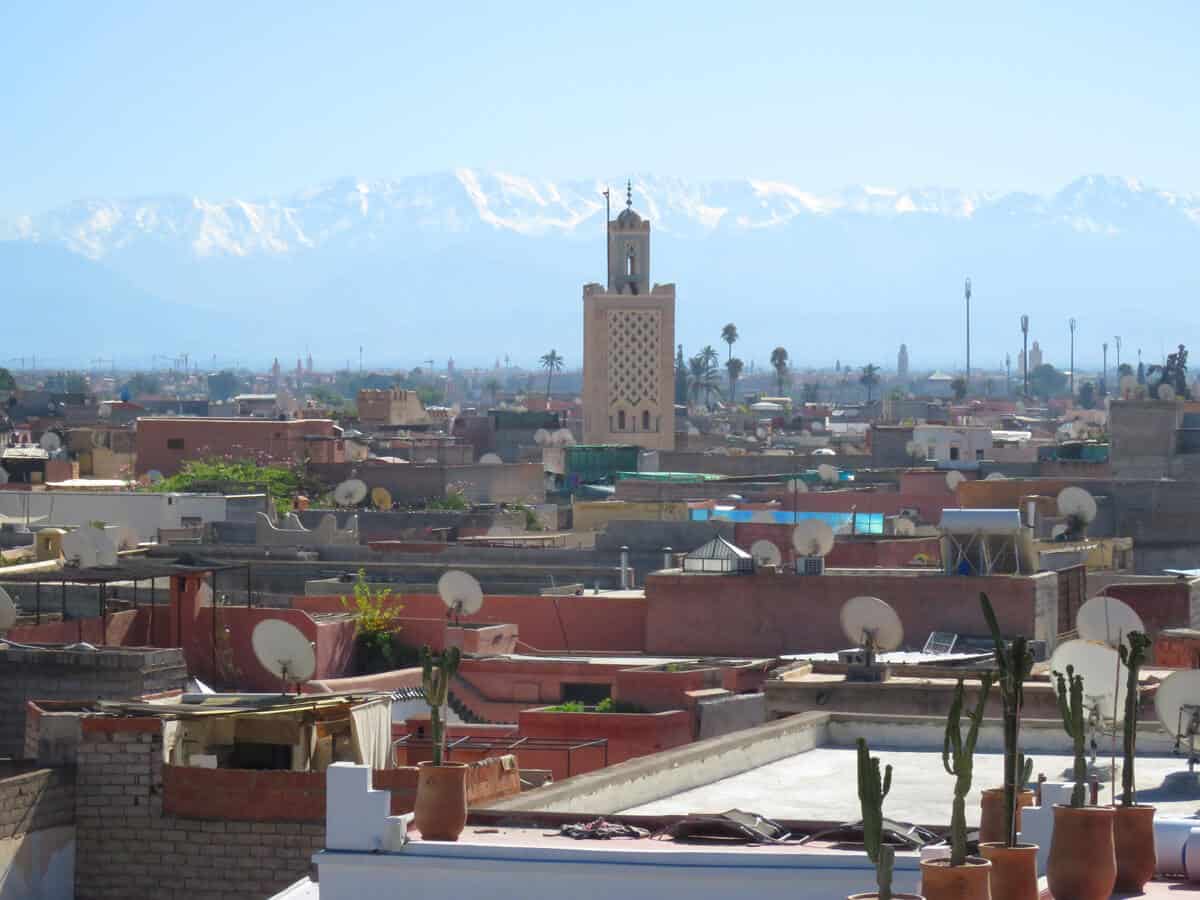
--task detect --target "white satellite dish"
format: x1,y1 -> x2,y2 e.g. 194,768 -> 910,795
893,518 -> 916,537
750,540 -> 782,567
479,453 -> 503,465
1159,384 -> 1177,402
252,619 -> 316,690
786,477 -> 808,494
147,469 -> 164,485
1057,486 -> 1098,524
0,586 -> 17,632
904,440 -> 924,460
817,463 -> 839,484
840,596 -> 904,652
1070,420 -> 1087,439
792,520 -> 835,556
533,428 -> 551,446
756,426 -> 768,440
438,570 -> 484,622
333,479 -> 368,507
945,470 -> 966,491
554,428 -> 575,446
1049,639 -> 1129,723
984,472 -> 1008,481
39,432 -> 62,452
1154,669 -> 1200,767
1076,595 -> 1145,649
1119,374 -> 1137,396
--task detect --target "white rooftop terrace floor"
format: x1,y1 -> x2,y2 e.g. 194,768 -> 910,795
622,747 -> 1200,823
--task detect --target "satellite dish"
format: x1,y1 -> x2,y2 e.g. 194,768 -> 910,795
1076,595 -> 1145,649
984,473 -> 1007,481
438,570 -> 484,621
251,619 -> 316,689
750,540 -> 782,567
1049,639 -> 1128,723
554,428 -> 575,446
1119,374 -> 1137,396
0,586 -> 17,631
893,518 -> 916,537
840,596 -> 904,652
904,440 -> 923,459
786,477 -> 808,494
945,470 -> 966,491
147,470 -> 164,485
756,426 -> 768,440
817,463 -> 838,484
370,486 -> 393,510
1057,486 -> 1098,524
333,479 -> 368,507
1153,669 -> 1200,740
39,432 -> 62,452
479,452 -> 503,465
1159,384 -> 1177,402
792,520 -> 835,557
533,428 -> 550,446
1070,420 -> 1087,439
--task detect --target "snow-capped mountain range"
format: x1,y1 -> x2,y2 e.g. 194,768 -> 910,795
3,171 -> 1199,366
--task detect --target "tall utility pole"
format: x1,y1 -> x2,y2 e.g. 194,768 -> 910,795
964,278 -> 972,387
1005,353 -> 1011,395
1020,314 -> 1030,398
1114,335 -> 1122,374
1068,318 -> 1077,396
1102,342 -> 1108,396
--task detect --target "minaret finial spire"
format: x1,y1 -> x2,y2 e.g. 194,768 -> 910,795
626,179 -> 632,209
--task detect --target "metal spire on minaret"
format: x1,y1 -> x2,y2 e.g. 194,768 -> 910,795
626,179 -> 632,209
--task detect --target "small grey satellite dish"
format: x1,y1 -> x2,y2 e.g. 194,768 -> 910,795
333,479 -> 368,507
904,440 -> 923,460
251,619 -> 316,691
1076,595 -> 1144,649
945,470 -> 966,491
817,463 -> 838,484
533,428 -> 551,446
1057,486 -> 1098,524
554,428 -> 575,446
39,432 -> 62,452
792,520 -> 835,557
984,472 -> 1007,481
479,452 -> 503,465
1049,639 -> 1128,723
750,540 -> 782,567
0,586 -> 17,632
147,469 -> 164,485
1154,669 -> 1200,771
840,595 -> 904,652
893,517 -> 916,537
438,570 -> 484,623
756,426 -> 768,440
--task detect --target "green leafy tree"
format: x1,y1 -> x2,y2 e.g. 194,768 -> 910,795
539,349 -> 564,398
1078,381 -> 1097,409
1030,364 -> 1068,400
860,364 -> 881,403
0,368 -> 15,391
725,357 -> 744,403
720,323 -> 739,362
207,370 -> 242,401
688,354 -> 721,408
152,457 -> 312,516
674,344 -> 689,404
699,344 -> 719,372
769,347 -> 790,396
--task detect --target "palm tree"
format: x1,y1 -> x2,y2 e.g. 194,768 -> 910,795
726,357 -> 744,403
688,354 -> 722,409
859,364 -> 880,403
483,378 -> 501,406
539,350 -> 564,399
721,323 -> 739,362
700,345 -> 720,372
769,346 -> 790,396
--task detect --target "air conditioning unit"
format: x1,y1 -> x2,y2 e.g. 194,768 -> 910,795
795,556 -> 825,576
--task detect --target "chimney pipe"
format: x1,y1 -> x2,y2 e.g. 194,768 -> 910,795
1026,498 -> 1037,531
662,546 -> 673,571
619,545 -> 631,589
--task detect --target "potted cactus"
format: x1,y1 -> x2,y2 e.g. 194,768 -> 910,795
977,594 -> 1039,900
850,738 -> 922,900
1114,631 -> 1156,891
413,645 -> 469,841
1046,665 -> 1117,900
920,676 -> 992,900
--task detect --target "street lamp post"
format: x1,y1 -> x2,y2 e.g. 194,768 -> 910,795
1114,335 -> 1122,374
1020,314 -> 1030,398
1069,318 -> 1077,397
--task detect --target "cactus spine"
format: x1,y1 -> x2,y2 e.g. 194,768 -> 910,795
857,737 -> 894,900
1118,631 -> 1151,807
421,645 -> 461,766
981,591 -> 1035,847
1054,664 -> 1088,807
943,674 -> 993,866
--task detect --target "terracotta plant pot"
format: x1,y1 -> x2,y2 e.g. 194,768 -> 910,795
919,856 -> 991,900
1046,805 -> 1116,900
413,761 -> 469,841
1113,804 -> 1156,893
978,787 -> 1035,845
978,842 -> 1038,900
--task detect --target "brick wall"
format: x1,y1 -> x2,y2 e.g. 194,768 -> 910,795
0,646 -> 186,759
0,764 -> 75,840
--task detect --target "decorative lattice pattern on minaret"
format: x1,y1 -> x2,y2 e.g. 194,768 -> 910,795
607,308 -> 661,408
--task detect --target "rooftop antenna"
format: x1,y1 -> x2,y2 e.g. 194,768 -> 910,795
1021,314 -> 1030,398
817,463 -> 839,486
0,586 -> 17,633
839,595 -> 904,682
749,540 -> 782,568
1050,639 -> 1129,772
1076,595 -> 1144,651
1154,669 -> 1200,773
438,570 -> 484,626
333,479 -> 368,508
251,619 -> 316,695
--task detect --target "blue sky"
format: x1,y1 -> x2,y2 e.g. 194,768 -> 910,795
2,2 -> 1199,216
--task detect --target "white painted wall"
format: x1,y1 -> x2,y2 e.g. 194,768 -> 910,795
913,425 -> 994,465
0,491 -> 228,541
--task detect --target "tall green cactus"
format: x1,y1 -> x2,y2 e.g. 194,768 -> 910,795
1054,664 -> 1088,807
943,674 -> 993,865
1118,631 -> 1151,807
421,645 -> 461,766
981,592 -> 1035,847
857,737 -> 894,900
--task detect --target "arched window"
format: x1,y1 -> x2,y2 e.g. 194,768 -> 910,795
626,247 -> 635,277
642,410 -> 651,431
617,410 -> 626,430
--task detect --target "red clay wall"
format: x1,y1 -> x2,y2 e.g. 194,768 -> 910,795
8,608 -> 144,646
643,571 -> 1043,656
134,417 -> 343,475
1154,632 -> 1200,668
1101,584 -> 1192,636
517,707 -> 692,771
612,666 -> 720,712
